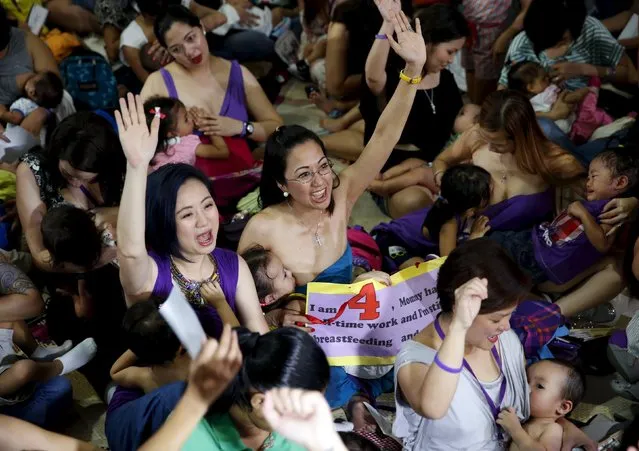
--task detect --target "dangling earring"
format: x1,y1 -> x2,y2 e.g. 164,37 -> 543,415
283,191 -> 289,198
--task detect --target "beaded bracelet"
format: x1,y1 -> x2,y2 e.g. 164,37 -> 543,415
434,354 -> 463,374
375,34 -> 388,40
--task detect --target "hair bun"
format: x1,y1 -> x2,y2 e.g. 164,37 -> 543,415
236,327 -> 260,353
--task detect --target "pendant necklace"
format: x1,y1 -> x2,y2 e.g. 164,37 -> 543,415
288,201 -> 325,247
424,88 -> 436,114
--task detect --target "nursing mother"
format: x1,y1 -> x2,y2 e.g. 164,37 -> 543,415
239,9 -> 426,429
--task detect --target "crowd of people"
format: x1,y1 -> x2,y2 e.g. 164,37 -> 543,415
1,0 -> 639,449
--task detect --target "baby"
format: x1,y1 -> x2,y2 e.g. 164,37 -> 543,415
508,61 -> 612,142
143,97 -> 229,172
498,359 -> 585,451
368,103 -> 480,200
0,71 -> 63,132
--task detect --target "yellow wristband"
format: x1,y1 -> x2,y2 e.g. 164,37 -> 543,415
399,69 -> 422,85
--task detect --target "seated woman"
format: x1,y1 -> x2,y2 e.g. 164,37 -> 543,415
239,9 -> 424,429
0,9 -> 61,140
141,5 -> 282,208
108,322 -> 329,451
394,239 -> 593,450
344,3 -> 469,219
498,0 -> 639,162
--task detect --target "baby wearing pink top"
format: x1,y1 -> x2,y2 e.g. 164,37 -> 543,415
149,134 -> 201,172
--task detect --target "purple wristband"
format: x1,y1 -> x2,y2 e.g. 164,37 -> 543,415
434,354 -> 463,374
375,34 -> 388,40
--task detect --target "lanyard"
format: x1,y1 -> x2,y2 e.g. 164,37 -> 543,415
433,316 -> 507,420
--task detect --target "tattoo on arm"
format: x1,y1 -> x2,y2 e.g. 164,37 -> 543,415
0,264 -> 36,295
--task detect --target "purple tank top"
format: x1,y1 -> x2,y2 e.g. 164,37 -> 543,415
531,199 -> 608,285
159,60 -> 248,122
149,247 -> 239,339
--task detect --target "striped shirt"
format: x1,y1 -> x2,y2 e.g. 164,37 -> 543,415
499,16 -> 625,91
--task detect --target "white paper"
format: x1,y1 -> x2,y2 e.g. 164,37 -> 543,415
159,288 -> 207,359
0,127 -> 40,162
363,402 -> 402,444
27,5 -> 49,36
618,14 -> 639,40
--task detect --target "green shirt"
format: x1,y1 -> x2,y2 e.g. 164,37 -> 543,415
182,412 -> 307,451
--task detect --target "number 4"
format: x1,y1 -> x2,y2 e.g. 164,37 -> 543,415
347,283 -> 380,321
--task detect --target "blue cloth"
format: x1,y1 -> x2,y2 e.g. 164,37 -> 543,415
325,367 -> 395,409
537,117 -> 623,166
295,244 -> 353,295
105,382 -> 185,451
0,376 -> 73,428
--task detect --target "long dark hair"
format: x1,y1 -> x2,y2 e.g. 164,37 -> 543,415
35,112 -> 126,207
423,164 -> 491,240
259,125 -> 340,214
212,327 -> 330,412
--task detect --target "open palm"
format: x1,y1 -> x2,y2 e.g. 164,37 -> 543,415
387,11 -> 427,69
373,0 -> 401,23
453,277 -> 487,330
115,93 -> 160,169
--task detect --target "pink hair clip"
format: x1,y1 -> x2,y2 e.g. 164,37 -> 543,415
151,107 -> 166,119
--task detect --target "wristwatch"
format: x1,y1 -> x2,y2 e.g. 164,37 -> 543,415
241,121 -> 254,138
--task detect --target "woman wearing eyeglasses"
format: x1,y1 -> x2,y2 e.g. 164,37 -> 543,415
238,10 -> 425,430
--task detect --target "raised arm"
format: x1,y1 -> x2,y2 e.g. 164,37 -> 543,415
115,94 -> 161,304
365,0 -> 401,95
340,11 -> 426,206
398,278 -> 486,419
139,326 -> 241,451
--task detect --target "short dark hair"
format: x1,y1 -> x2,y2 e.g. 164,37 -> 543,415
143,96 -> 184,157
507,61 -> 545,95
213,327 -> 330,412
414,3 -> 469,46
539,359 -> 585,409
122,300 -> 181,365
241,245 -> 276,302
260,125 -> 340,213
154,5 -> 201,49
41,204 -> 102,270
145,163 -> 214,259
32,71 -> 64,109
593,147 -> 639,196
423,164 -> 491,240
436,239 -> 531,314
524,0 -> 587,55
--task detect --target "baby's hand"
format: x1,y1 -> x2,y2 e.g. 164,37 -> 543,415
469,215 -> 491,239
496,407 -> 522,433
567,201 -> 586,219
201,280 -> 226,307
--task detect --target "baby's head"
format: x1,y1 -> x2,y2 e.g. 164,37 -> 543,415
122,300 -> 181,365
527,359 -> 585,420
507,61 -> 549,96
41,204 -> 102,272
24,71 -> 64,109
144,96 -> 193,153
587,148 -> 639,201
454,103 -> 481,134
242,245 -> 296,308
139,42 -> 165,73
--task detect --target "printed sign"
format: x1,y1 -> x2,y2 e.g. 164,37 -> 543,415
306,258 -> 445,366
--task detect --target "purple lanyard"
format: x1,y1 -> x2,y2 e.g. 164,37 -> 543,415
434,316 -> 507,420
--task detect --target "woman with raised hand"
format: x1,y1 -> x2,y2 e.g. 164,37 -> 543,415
114,93 -> 268,337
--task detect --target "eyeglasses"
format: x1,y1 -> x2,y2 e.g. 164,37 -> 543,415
286,160 -> 334,184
